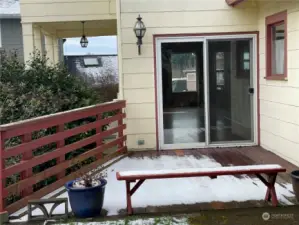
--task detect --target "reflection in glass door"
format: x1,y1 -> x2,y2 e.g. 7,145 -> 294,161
208,39 -> 254,143
161,41 -> 205,146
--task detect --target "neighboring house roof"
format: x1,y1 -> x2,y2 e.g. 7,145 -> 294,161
64,54 -> 118,84
0,0 -> 20,19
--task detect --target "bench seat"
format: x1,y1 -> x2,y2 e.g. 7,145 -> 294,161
116,164 -> 286,215
117,164 -> 285,180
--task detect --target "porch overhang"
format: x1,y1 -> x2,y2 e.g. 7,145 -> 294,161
36,20 -> 117,38
226,0 -> 247,6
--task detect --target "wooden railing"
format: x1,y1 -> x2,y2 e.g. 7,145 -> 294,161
0,100 -> 127,214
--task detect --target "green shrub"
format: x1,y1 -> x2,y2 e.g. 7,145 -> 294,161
0,51 -> 117,206
0,51 -> 99,124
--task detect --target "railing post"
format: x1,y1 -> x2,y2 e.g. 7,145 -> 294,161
95,114 -> 103,160
56,125 -> 65,179
118,108 -> 124,150
0,131 -> 6,212
20,133 -> 33,197
0,130 -> 8,223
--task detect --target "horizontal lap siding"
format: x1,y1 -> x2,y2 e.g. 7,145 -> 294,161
20,0 -> 116,23
0,19 -> 24,62
258,2 -> 299,166
120,0 -> 258,150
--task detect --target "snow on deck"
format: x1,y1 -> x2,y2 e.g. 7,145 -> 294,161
10,155 -> 295,223
118,164 -> 283,177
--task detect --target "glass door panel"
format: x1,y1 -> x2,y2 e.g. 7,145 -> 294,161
161,42 -> 205,145
208,39 -> 254,143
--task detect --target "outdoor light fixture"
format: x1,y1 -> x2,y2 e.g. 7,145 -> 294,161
133,15 -> 146,55
80,21 -> 88,48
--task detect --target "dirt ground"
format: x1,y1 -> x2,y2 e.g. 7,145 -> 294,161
10,205 -> 299,225
188,205 -> 299,225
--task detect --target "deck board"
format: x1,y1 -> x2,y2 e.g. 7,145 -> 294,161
129,146 -> 298,183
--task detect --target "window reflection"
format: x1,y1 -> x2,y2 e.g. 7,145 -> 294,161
272,23 -> 285,75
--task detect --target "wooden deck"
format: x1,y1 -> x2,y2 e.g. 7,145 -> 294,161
10,146 -> 299,221
128,146 -> 299,183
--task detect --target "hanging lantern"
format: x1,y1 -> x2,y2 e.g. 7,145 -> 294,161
80,21 -> 88,48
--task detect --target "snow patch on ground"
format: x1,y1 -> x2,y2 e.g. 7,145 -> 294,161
10,155 -> 295,223
54,217 -> 188,225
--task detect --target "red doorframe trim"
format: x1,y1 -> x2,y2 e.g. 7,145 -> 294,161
257,33 -> 260,145
153,36 -> 159,150
226,0 -> 247,6
152,31 -> 260,150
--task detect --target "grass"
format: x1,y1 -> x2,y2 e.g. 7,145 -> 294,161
51,205 -> 299,225
53,215 -> 188,225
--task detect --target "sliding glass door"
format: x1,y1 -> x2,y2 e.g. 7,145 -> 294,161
156,35 -> 257,149
158,40 -> 206,149
207,39 -> 254,144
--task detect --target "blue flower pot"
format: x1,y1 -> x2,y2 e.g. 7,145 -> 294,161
65,179 -> 107,218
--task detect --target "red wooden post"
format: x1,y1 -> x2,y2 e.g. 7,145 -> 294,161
20,133 -> 33,196
126,181 -> 133,215
56,124 -> 65,179
0,131 -> 6,213
95,114 -> 103,159
265,173 -> 278,206
118,109 -> 124,150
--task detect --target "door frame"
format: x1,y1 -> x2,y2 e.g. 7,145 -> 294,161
154,33 -> 258,150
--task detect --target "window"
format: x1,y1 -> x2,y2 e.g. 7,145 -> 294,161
83,57 -> 102,67
265,10 -> 287,80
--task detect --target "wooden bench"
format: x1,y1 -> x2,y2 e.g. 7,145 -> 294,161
116,164 -> 286,215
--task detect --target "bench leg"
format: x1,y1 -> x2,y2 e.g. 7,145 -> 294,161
265,174 -> 278,206
256,173 -> 278,206
126,181 -> 133,215
125,179 -> 145,215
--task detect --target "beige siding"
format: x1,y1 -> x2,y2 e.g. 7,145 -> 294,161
120,0 -> 258,150
258,2 -> 299,166
20,0 -> 116,23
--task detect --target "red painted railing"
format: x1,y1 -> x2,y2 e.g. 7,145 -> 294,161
0,100 -> 127,214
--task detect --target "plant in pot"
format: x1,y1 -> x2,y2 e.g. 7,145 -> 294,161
65,165 -> 107,218
291,170 -> 299,202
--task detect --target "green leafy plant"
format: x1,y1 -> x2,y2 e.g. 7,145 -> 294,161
0,50 -> 117,205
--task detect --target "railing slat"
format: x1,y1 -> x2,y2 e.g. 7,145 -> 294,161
3,124 -> 126,177
1,100 -> 125,139
5,147 -> 127,214
3,136 -> 126,197
3,113 -> 126,159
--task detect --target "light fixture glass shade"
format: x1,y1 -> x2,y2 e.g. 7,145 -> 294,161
80,35 -> 88,48
134,15 -> 146,38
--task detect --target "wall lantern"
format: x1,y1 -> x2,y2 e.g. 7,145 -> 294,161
80,21 -> 88,48
133,15 -> 146,55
